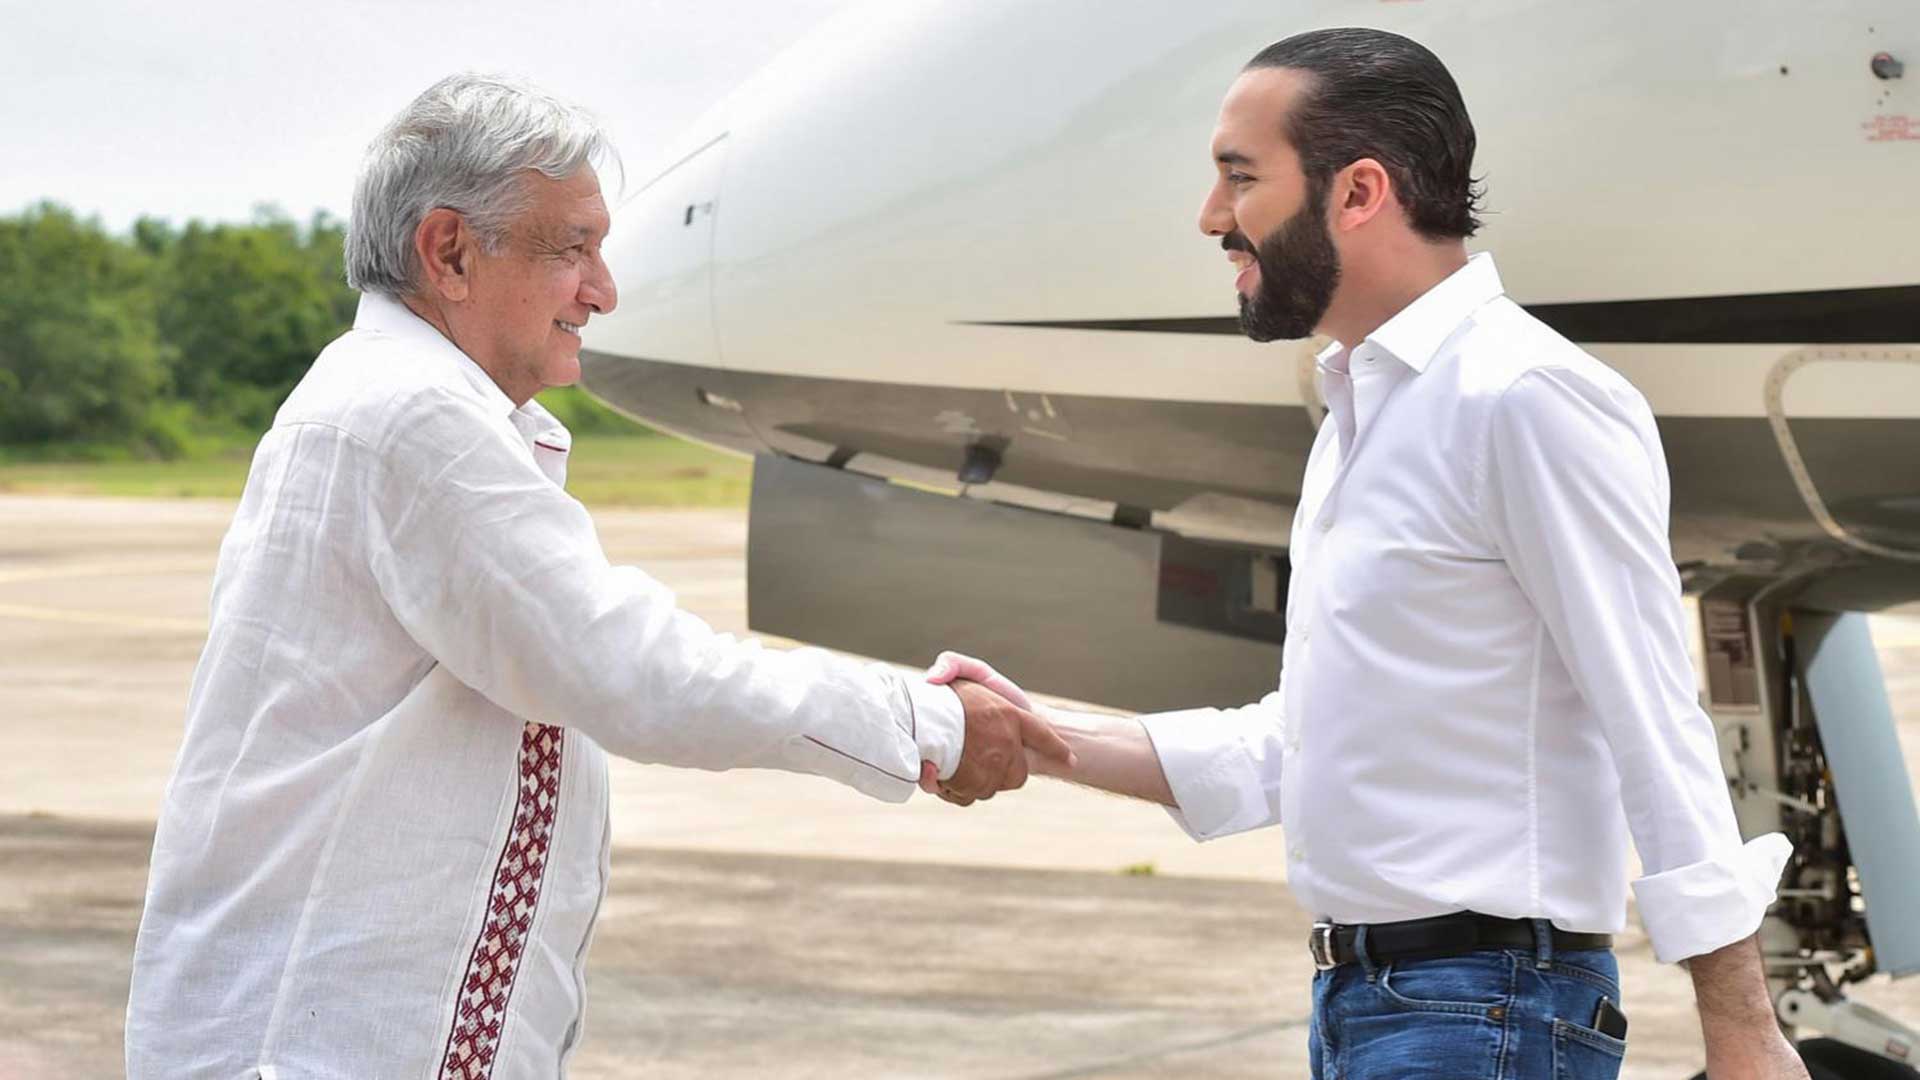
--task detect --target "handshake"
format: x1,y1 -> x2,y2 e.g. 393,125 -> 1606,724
917,651 -> 1076,807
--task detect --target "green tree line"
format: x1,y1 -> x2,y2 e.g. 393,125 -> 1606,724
0,202 -> 643,459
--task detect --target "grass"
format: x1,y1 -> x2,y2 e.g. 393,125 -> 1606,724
0,432 -> 753,509
0,450 -> 259,499
564,434 -> 752,508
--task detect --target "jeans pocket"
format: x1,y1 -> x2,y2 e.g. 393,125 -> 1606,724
1552,1017 -> 1626,1080
1375,954 -> 1513,1017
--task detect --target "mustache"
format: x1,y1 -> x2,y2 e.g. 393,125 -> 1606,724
1220,232 -> 1256,256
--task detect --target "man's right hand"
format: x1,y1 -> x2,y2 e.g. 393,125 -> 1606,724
924,651 -> 1178,809
933,678 -> 1074,806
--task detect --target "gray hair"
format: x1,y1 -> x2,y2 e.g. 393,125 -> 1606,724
345,72 -> 613,296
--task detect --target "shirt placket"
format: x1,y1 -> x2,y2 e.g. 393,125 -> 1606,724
1283,346 -> 1407,895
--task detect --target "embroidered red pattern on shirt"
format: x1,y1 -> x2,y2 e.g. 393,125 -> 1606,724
438,722 -> 565,1080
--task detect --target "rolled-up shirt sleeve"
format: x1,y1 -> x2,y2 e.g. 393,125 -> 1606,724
1137,691 -> 1286,841
1482,367 -> 1790,963
360,386 -> 963,802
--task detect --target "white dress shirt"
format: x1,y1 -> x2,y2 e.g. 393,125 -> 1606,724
1138,254 -> 1789,964
125,292 -> 964,1079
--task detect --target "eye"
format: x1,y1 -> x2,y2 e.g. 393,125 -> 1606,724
1227,172 -> 1254,186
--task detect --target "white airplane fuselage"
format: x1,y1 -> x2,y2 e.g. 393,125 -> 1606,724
583,0 -> 1920,609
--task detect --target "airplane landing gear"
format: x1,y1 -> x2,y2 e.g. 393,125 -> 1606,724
1688,578 -> 1920,1078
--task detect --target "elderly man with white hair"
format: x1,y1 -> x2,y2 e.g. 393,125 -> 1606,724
124,73 -> 1068,1079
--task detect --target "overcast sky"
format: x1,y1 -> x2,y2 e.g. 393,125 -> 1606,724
2,0 -> 860,232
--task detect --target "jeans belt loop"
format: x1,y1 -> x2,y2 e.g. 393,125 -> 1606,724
1532,917 -> 1554,971
1355,924 -> 1377,980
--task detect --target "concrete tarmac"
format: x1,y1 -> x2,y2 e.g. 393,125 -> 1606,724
2,494 -> 1918,1078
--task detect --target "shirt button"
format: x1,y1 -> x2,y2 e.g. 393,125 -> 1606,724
1288,734 -> 1302,753
1289,843 -> 1306,861
1319,517 -> 1334,532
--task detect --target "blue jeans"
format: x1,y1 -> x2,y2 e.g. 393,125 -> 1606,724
1309,925 -> 1626,1079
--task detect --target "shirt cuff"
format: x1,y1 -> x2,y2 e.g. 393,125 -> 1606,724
1138,708 -> 1273,841
1632,832 -> 1793,964
907,680 -> 965,781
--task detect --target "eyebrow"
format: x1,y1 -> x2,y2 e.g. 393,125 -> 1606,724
1214,149 -> 1255,167
549,220 -> 609,245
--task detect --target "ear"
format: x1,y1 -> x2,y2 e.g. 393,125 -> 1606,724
1331,157 -> 1394,234
413,208 -> 473,303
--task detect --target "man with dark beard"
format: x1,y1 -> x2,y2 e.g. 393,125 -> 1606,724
1221,163 -> 1339,344
925,27 -> 1809,1080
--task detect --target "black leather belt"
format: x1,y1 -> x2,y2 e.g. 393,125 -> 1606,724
1308,912 -> 1612,971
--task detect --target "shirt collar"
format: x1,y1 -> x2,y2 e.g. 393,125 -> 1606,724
353,291 -> 521,418
1316,252 -> 1505,376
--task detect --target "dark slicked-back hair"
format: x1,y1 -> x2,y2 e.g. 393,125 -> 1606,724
1246,28 -> 1483,239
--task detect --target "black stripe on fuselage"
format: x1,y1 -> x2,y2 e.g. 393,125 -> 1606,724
962,284 -> 1920,345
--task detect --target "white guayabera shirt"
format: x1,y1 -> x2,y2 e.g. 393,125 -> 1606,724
1138,254 -> 1791,964
125,293 -> 964,1080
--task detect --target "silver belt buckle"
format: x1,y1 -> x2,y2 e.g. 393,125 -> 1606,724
1309,921 -> 1338,971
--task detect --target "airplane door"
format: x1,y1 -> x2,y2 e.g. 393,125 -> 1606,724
599,135 -> 729,370
1767,347 -> 1920,561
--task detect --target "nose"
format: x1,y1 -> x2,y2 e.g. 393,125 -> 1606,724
1197,178 -> 1234,238
581,249 -> 618,315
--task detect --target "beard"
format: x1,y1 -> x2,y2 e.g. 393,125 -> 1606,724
1232,182 -> 1341,343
